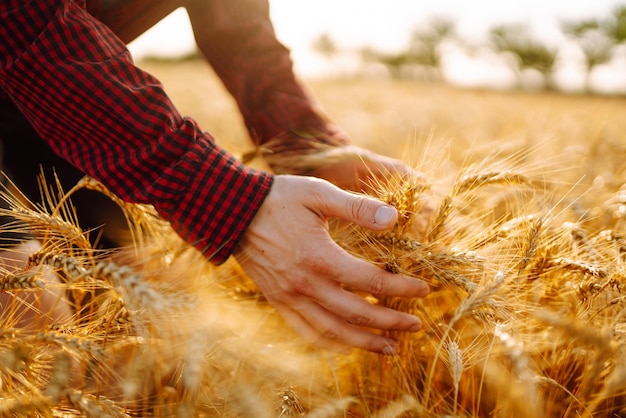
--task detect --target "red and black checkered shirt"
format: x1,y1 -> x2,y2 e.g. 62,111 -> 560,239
0,0 -> 333,264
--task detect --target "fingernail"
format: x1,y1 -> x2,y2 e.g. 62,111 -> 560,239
382,341 -> 398,355
374,205 -> 397,226
409,318 -> 422,332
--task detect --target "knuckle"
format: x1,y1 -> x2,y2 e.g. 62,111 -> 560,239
348,313 -> 371,327
347,196 -> 369,221
305,253 -> 335,277
366,274 -> 387,295
389,315 -> 411,331
310,180 -> 331,206
287,276 -> 314,296
320,328 -> 341,342
361,335 -> 388,353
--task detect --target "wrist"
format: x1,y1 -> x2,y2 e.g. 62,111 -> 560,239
254,124 -> 354,175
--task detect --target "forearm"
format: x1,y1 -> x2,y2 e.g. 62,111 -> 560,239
186,0 -> 350,147
0,0 -> 272,263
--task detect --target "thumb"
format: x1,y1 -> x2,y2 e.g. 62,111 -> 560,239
319,188 -> 398,231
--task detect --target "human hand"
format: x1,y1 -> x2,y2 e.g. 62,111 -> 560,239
258,125 -> 424,193
233,175 -> 430,354
307,145 -> 422,193
304,145 -> 436,242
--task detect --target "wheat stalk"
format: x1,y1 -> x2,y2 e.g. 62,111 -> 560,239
35,330 -> 106,361
423,271 -> 505,407
0,270 -> 45,290
4,207 -> 91,249
68,176 -> 172,248
534,310 -> 615,408
0,393 -> 52,417
276,386 -> 306,417
426,171 -> 535,242
446,340 -> 464,414
66,388 -> 131,418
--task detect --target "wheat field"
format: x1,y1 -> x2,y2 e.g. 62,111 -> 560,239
1,58 -> 626,417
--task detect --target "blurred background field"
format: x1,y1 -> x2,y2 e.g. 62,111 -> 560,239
131,2 -> 626,93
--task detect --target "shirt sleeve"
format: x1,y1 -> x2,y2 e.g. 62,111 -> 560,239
0,0 -> 273,264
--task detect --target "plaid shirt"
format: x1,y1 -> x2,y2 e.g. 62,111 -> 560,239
0,0 -> 334,264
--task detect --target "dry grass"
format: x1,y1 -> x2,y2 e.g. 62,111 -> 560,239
1,58 -> 626,416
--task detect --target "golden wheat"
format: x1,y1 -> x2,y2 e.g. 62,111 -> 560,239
2,67 -> 626,416
4,159 -> 626,417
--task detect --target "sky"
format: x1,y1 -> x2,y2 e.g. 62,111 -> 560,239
127,0 -> 626,92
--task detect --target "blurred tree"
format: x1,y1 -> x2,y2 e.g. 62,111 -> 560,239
563,19 -> 614,94
311,33 -> 338,60
490,24 -> 559,90
606,5 -> 626,44
358,17 -> 454,81
359,47 -> 417,79
408,18 -> 455,69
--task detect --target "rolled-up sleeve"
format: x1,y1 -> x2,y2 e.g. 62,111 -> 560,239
187,0 -> 349,146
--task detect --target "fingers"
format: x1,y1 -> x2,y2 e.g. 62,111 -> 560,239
237,175 -> 432,355
357,258 -> 430,297
318,243 -> 430,298
288,243 -> 429,353
293,300 -> 401,354
272,302 -> 352,354
273,293 -> 412,355
308,182 -> 400,231
313,285 -> 423,332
